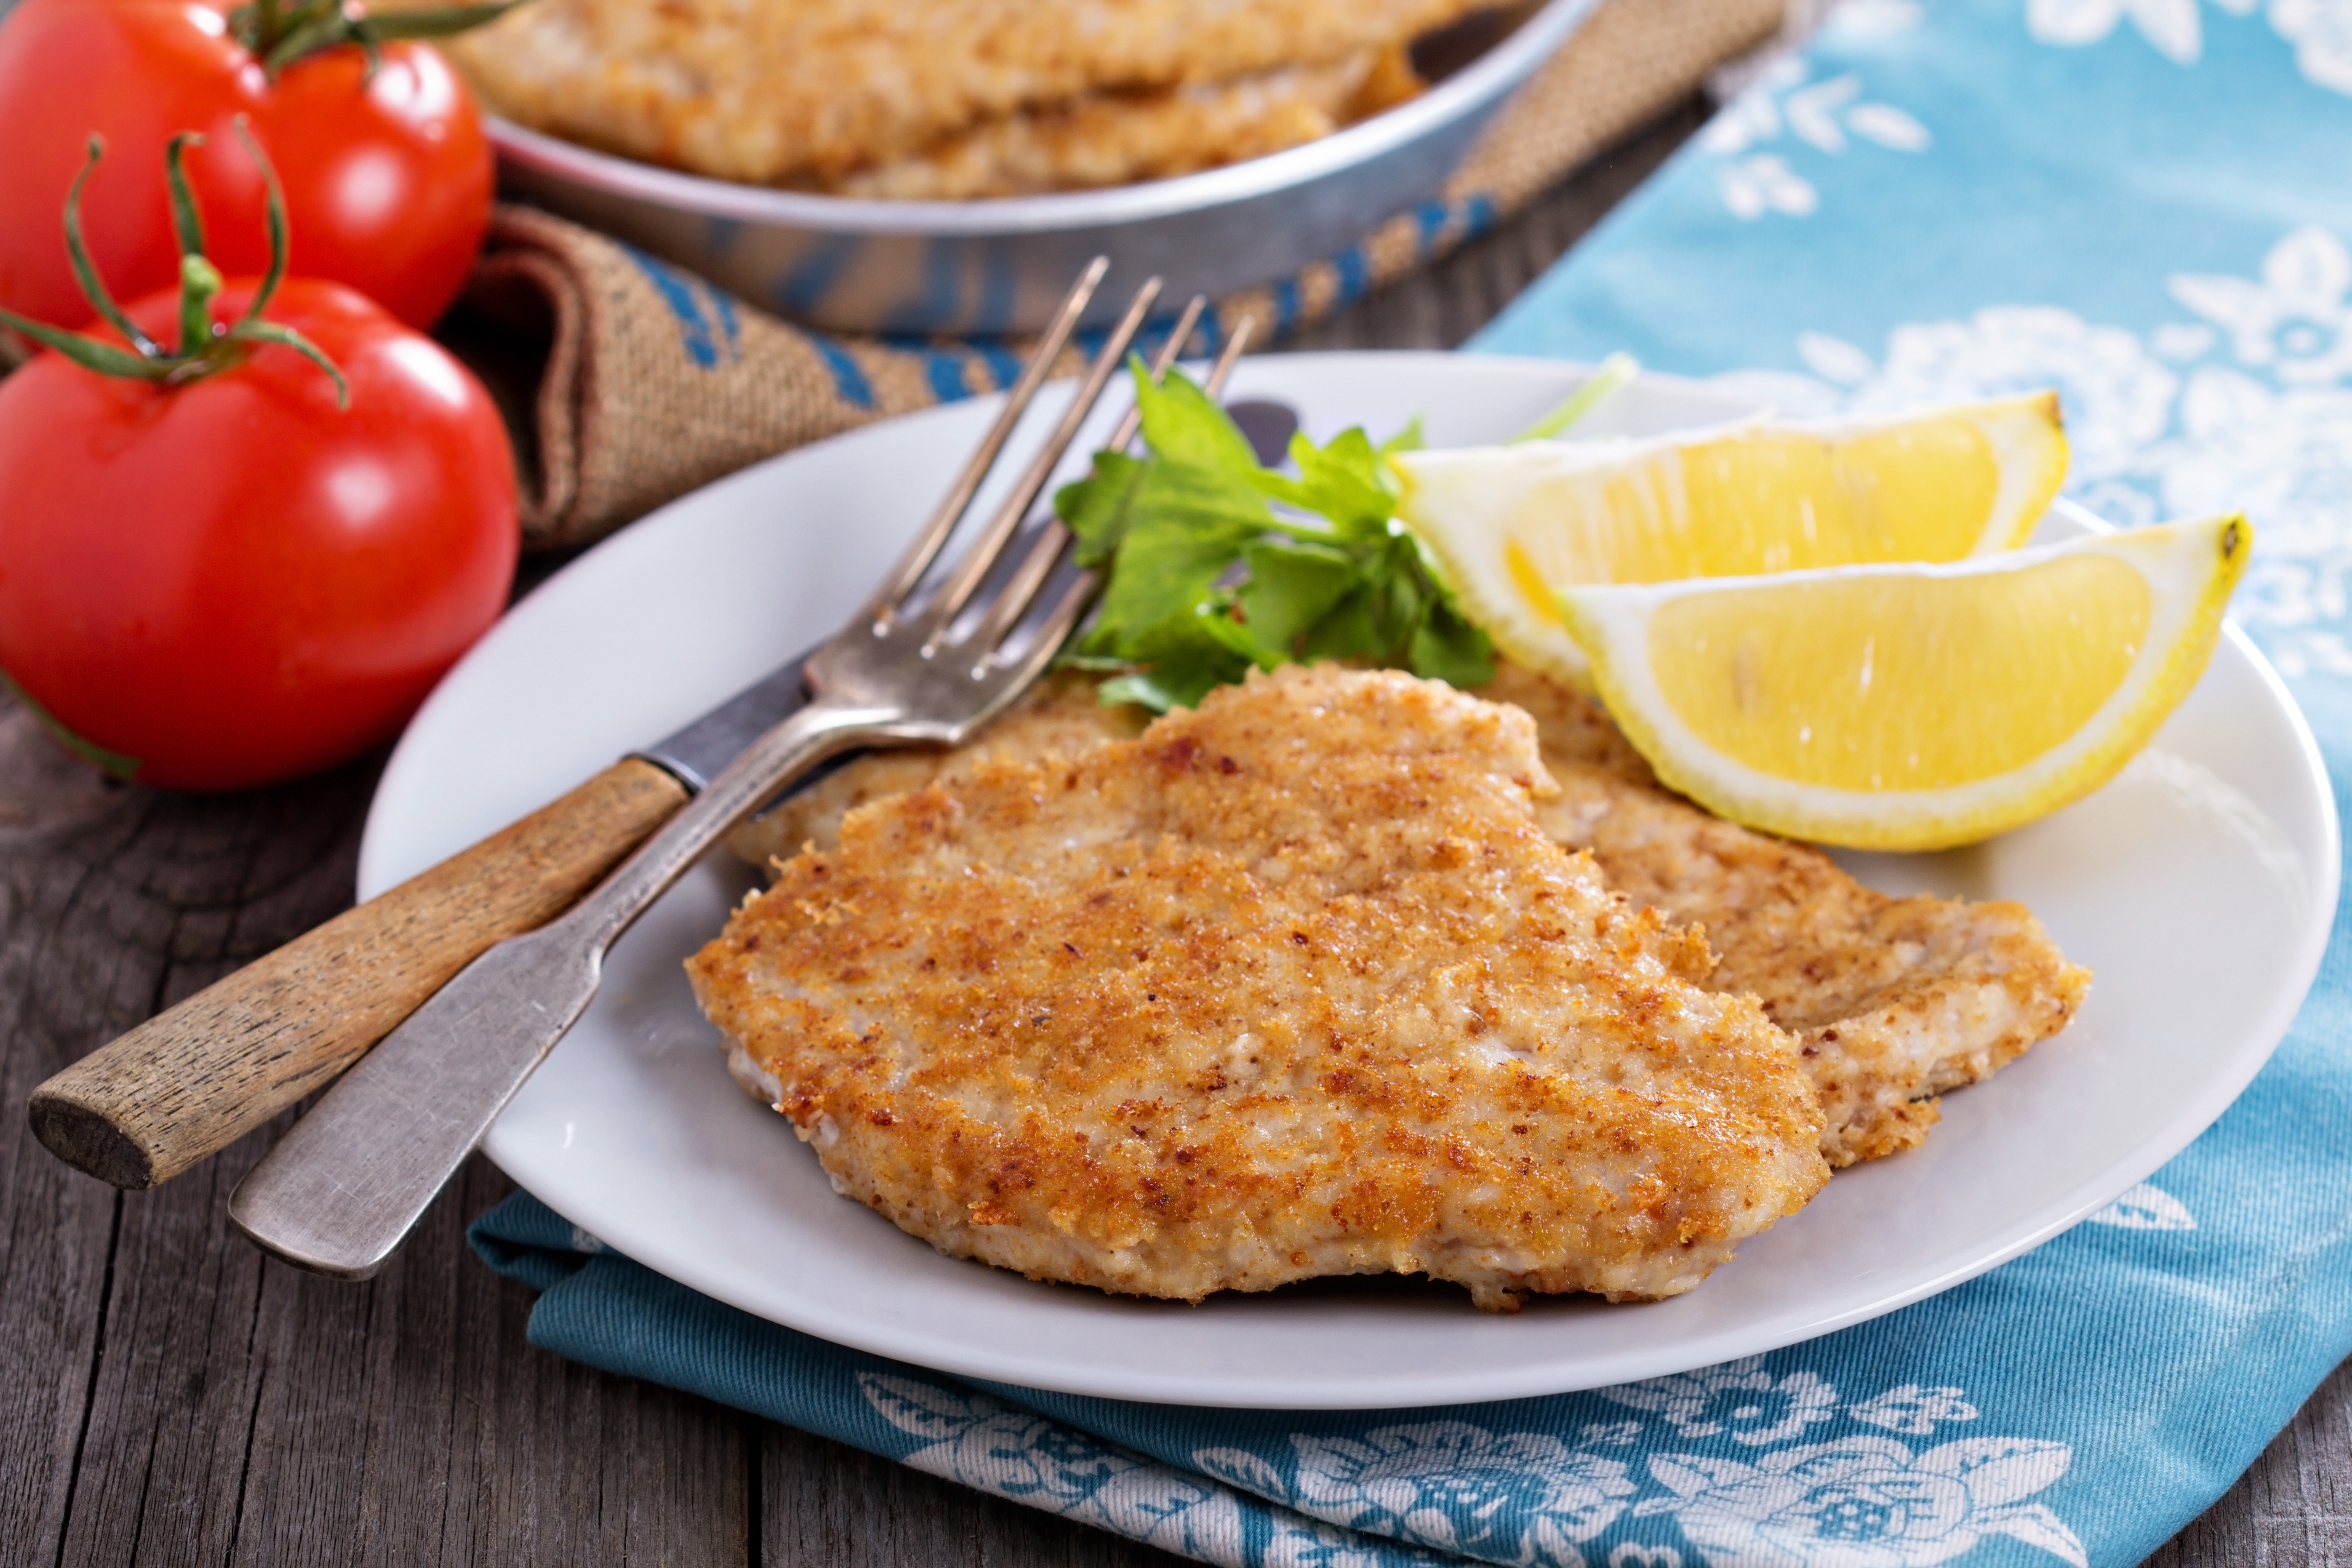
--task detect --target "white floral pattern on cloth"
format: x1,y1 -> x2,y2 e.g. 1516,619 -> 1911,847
1705,224 -> 2352,681
1287,1424 -> 1637,1564
2087,1180 -> 2201,1230
863,1364 -> 2083,1568
864,1374 -> 1457,1568
1702,56 -> 1930,220
1844,1387 -> 1984,1437
1598,1360 -> 1841,1447
1633,1436 -> 2087,1568
2026,0 -> 2352,93
862,1375 -> 1264,1565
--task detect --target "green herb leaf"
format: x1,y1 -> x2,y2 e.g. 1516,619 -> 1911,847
1254,426 -> 1392,539
1378,417 -> 1426,458
1055,449 -> 1148,567
1099,613 -> 1250,713
1409,598 -> 1496,688
1070,367 -> 1271,663
1132,359 -> 1263,474
1054,364 -> 1497,712
1231,537 -> 1358,663
1511,351 -> 1639,442
1078,453 -> 1268,653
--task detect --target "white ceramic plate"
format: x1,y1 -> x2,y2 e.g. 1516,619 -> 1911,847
361,354 -> 2338,1409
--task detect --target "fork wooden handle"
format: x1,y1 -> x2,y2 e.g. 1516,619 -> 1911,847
26,758 -> 690,1191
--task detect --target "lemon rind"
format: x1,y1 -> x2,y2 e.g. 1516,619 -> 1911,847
1964,389 -> 2068,551
1556,515 -> 2252,851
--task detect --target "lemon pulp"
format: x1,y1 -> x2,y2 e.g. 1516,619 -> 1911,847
1555,515 -> 2250,849
1397,392 -> 2065,688
1501,422 -> 2001,588
1649,554 -> 2150,790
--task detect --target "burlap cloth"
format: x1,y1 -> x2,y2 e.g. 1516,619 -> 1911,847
470,0 -> 1781,549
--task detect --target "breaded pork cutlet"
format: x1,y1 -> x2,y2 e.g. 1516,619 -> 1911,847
726,672 -> 1147,871
691,666 -> 1828,1309
1477,664 -> 2093,1167
429,0 -> 1490,187
825,47 -> 1422,200
730,663 -> 2091,1167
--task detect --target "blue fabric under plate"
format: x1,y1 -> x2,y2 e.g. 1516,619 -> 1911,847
470,4 -> 2352,1563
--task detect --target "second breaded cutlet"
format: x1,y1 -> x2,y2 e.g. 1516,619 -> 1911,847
823,47 -> 1424,200
1477,664 -> 2092,1167
692,666 -> 1828,1308
429,0 -> 1491,186
730,662 -> 2091,1166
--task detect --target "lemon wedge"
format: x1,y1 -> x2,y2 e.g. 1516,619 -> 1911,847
1396,393 -> 2068,685
1554,515 -> 2251,850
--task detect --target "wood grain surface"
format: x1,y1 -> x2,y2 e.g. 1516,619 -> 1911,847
1,98 -> 2343,1568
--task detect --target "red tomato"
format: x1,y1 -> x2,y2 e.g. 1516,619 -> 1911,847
0,277 -> 517,790
0,0 -> 492,333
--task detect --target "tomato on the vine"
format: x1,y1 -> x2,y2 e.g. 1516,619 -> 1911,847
0,276 -> 518,790
0,0 -> 494,333
0,136 -> 517,792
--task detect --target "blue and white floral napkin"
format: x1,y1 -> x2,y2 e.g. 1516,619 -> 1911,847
472,4 -> 2352,1563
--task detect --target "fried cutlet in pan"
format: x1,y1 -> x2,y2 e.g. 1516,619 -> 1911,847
825,46 -> 1423,200
729,663 -> 2090,1167
691,666 -> 1828,1308
431,0 -> 1490,187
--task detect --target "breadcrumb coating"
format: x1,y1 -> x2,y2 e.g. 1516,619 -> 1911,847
425,0 -> 1490,186
1478,663 -> 2093,1168
731,662 -> 2091,1167
691,666 -> 1827,1308
823,46 -> 1421,199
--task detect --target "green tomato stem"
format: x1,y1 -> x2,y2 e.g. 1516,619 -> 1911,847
163,132 -> 209,262
230,0 -> 526,78
0,306 -> 170,379
178,256 -> 223,357
228,320 -> 350,408
62,139 -> 162,358
230,118 -> 291,324
5,122 -> 347,406
248,0 -> 288,53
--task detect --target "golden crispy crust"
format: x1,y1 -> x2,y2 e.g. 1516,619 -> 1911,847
690,666 -> 1827,1309
726,671 -> 1147,870
428,0 -> 1488,186
1476,663 -> 2093,1167
823,46 -> 1421,199
732,664 -> 2092,1169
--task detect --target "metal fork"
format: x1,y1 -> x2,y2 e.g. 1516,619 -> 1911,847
229,264 -> 1240,1279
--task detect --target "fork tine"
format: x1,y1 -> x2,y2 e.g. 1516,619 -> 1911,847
1201,313 -> 1254,397
866,257 -> 1107,625
961,296 -> 1211,653
917,275 -> 1162,642
967,309 -> 1259,662
974,551 -> 1102,686
1101,293 -> 1209,453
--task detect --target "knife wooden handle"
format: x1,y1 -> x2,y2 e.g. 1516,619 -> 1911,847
26,758 -> 690,1190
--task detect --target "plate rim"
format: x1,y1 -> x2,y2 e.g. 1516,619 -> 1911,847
365,352 -> 2342,1407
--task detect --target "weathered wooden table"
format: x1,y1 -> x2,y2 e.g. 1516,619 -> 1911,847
3,100 -> 2347,1566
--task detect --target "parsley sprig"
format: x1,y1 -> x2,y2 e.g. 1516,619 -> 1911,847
1055,362 -> 1493,712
